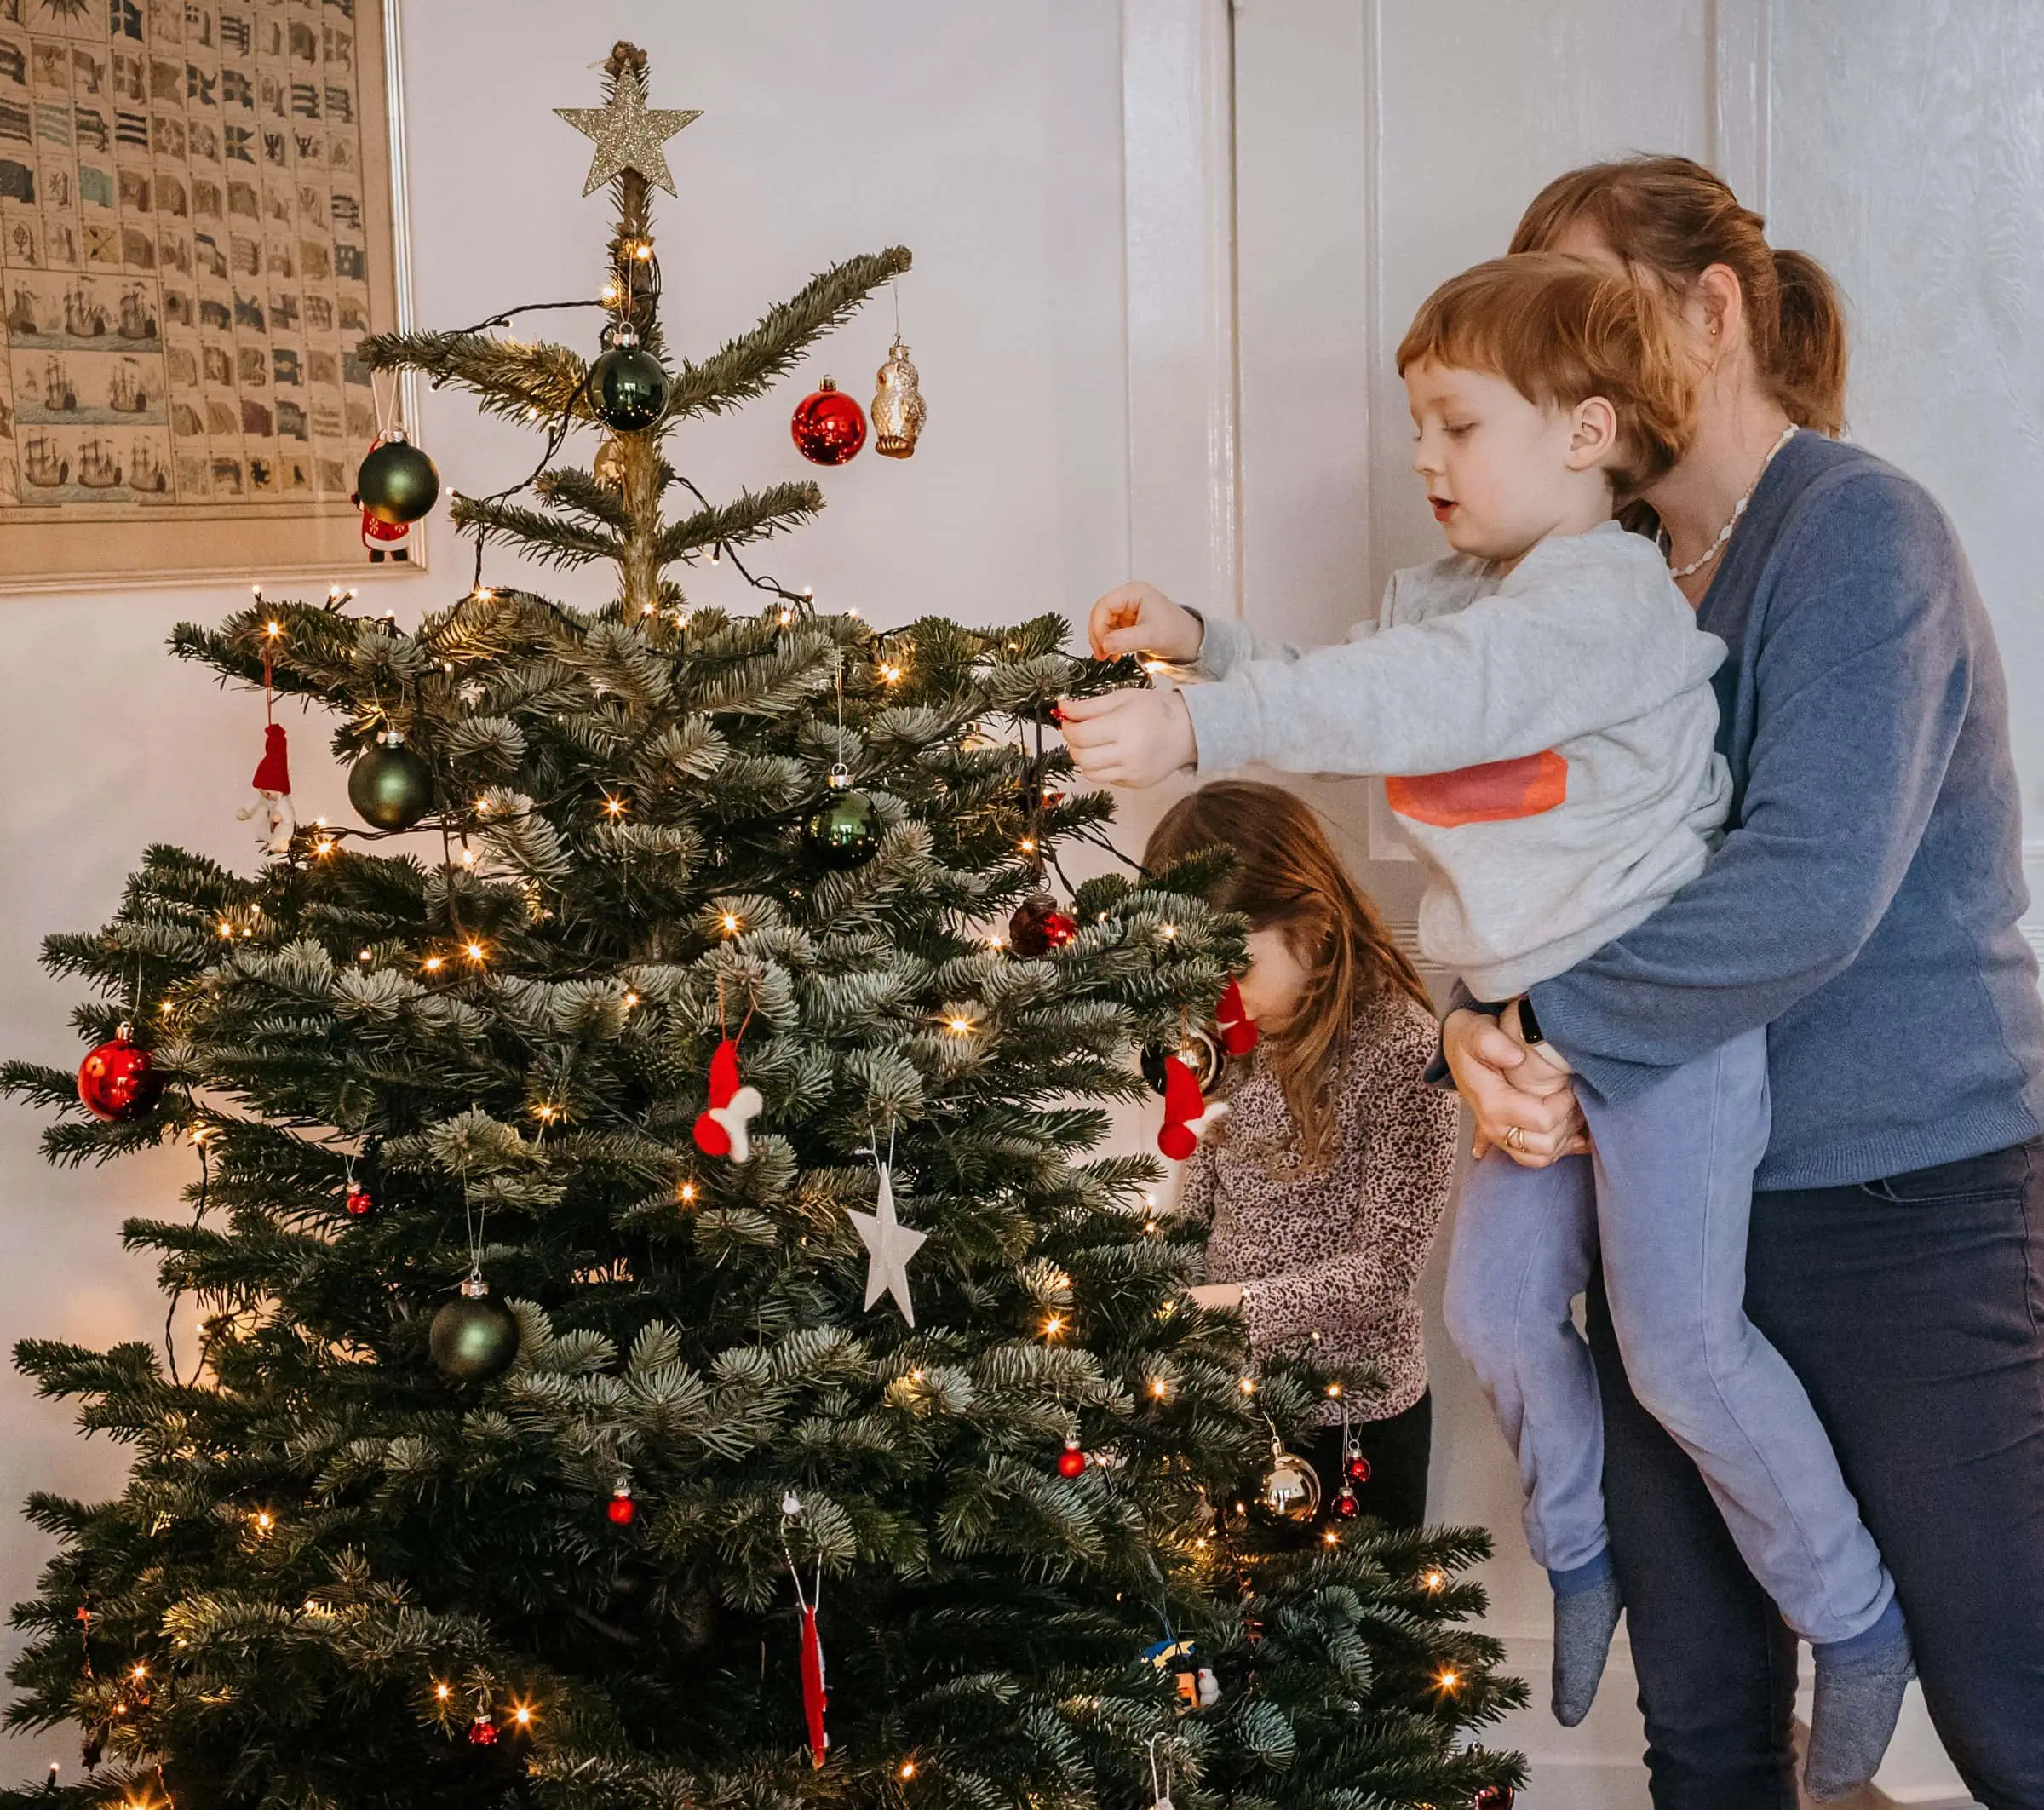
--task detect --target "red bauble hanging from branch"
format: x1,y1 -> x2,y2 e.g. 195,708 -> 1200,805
1008,892 -> 1078,957
77,1026 -> 163,1123
791,377 -> 867,466
1056,1439 -> 1088,1479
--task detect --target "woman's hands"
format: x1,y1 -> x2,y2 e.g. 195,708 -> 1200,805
1443,1008 -> 1589,1165
1087,581 -> 1203,664
1059,688 -> 1197,787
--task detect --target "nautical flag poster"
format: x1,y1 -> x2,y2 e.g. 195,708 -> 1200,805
0,0 -> 410,589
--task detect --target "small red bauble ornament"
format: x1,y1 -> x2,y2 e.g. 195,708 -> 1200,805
791,377 -> 867,466
1056,1439 -> 1088,1479
606,1485 -> 637,1526
1331,1485 -> 1361,1521
344,1185 -> 374,1218
77,1028 -> 163,1123
1008,893 -> 1079,958
467,1713 -> 497,1746
1473,1788 -> 1516,1810
1345,1452 -> 1372,1485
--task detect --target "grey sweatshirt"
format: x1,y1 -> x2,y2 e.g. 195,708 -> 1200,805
1183,521 -> 1731,998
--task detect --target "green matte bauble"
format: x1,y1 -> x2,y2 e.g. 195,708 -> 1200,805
353,436 -> 440,526
347,733 -> 435,830
429,1283 -> 520,1383
804,787 -> 881,869
589,343 -> 670,433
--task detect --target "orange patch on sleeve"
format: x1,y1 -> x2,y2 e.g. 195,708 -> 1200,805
1385,749 -> 1568,828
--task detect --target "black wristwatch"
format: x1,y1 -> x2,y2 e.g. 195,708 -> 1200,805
1516,995 -> 1546,1045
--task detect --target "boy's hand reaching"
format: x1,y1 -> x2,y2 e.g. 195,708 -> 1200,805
1059,688 -> 1197,787
1088,582 -> 1203,664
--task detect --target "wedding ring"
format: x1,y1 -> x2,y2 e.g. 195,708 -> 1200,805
1503,1125 -> 1527,1152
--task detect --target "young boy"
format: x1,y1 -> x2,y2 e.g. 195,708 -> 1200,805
1062,254 -> 1913,1801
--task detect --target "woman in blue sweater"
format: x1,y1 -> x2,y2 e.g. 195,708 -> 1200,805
1438,158 -> 2044,1810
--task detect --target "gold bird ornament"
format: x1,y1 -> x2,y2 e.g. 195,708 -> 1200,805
870,336 -> 927,458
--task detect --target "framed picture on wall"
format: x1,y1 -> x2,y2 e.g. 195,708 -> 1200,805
0,0 -> 420,592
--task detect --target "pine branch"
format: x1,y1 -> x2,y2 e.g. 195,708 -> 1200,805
357,330 -> 590,424
665,247 -> 913,418
450,495 -> 622,568
652,481 -> 824,565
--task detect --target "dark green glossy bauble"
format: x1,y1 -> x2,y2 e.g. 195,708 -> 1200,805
589,344 -> 670,433
353,438 -> 440,526
428,1287 -> 520,1383
347,736 -> 435,831
804,788 -> 881,868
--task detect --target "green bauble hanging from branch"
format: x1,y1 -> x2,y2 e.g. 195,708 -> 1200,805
588,323 -> 669,432
428,1275 -> 520,1383
803,765 -> 880,868
353,431 -> 440,526
347,729 -> 434,831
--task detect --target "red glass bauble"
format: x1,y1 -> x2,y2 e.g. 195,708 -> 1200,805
1345,1453 -> 1372,1485
467,1714 -> 497,1746
790,378 -> 867,466
1056,1441 -> 1088,1479
1473,1789 -> 1516,1810
344,1185 -> 374,1218
606,1489 -> 637,1526
1008,893 -> 1079,958
77,1033 -> 163,1123
1331,1485 -> 1361,1521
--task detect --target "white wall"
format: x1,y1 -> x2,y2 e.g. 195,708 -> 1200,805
0,0 -> 1132,1774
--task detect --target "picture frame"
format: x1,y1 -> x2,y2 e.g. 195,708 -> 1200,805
0,0 -> 422,592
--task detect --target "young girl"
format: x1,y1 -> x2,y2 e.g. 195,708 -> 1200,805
1146,780 -> 1456,1529
1066,254 -> 1911,1801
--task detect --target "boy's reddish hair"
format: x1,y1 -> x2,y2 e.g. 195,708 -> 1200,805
1396,251 -> 1697,495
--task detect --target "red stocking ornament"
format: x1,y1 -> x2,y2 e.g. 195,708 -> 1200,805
784,1495 -> 829,1768
1157,1054 -> 1226,1161
1216,976 -> 1259,1055
692,1037 -> 763,1162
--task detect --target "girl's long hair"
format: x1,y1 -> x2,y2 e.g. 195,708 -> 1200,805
1144,781 -> 1431,1169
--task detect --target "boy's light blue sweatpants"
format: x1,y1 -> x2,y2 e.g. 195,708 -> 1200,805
1442,1026 -> 1894,1645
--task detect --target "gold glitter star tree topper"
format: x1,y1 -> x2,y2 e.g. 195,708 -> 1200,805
555,51 -> 703,197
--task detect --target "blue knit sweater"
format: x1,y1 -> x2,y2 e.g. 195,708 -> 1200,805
1530,432 -> 2044,1190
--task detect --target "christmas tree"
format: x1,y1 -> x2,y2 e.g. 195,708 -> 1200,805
0,43 -> 1523,1810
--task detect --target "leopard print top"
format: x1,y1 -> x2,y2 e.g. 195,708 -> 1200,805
1180,988 -> 1457,1422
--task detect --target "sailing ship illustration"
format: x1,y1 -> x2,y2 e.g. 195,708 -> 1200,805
129,440 -> 168,493
76,438 -> 122,489
108,363 -> 149,413
39,358 -> 78,412
63,284 -> 112,339
22,436 -> 68,488
118,284 -> 157,341
7,286 -> 37,336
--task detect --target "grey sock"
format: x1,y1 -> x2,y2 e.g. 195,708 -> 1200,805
1805,1603 -> 1915,1801
1550,1555 -> 1622,1728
